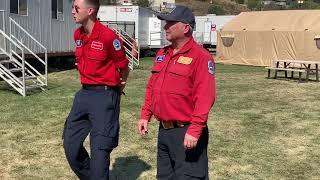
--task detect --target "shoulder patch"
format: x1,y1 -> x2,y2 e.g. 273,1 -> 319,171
208,60 -> 215,74
75,40 -> 82,47
156,55 -> 165,63
113,39 -> 121,51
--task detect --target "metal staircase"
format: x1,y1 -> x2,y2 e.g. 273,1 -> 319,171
0,10 -> 47,96
101,21 -> 140,70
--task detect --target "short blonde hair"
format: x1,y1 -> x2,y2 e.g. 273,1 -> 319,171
85,0 -> 100,12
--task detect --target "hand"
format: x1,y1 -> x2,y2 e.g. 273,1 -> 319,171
138,119 -> 149,136
131,41 -> 139,58
119,82 -> 126,95
183,133 -> 198,149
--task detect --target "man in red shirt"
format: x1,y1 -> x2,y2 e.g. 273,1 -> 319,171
62,0 -> 129,179
138,5 -> 216,179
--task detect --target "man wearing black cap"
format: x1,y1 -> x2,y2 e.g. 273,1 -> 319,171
138,5 -> 216,180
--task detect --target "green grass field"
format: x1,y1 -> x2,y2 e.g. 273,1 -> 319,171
0,57 -> 320,179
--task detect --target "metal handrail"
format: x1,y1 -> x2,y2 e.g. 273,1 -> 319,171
0,30 -> 23,51
0,68 -> 24,94
113,29 -> 140,68
117,28 -> 135,46
99,21 -> 140,69
11,35 -> 46,65
0,30 -> 26,95
117,32 -> 139,56
9,18 -> 48,86
11,50 -> 45,80
0,63 -> 23,88
10,18 -> 46,50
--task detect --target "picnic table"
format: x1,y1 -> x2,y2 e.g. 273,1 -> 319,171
266,60 -> 319,82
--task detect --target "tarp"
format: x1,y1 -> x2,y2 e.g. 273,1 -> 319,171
216,10 -> 320,66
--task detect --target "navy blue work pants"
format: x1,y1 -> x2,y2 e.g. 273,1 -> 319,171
157,125 -> 209,180
63,88 -> 120,180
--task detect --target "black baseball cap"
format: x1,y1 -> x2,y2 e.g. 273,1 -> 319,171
156,5 -> 196,28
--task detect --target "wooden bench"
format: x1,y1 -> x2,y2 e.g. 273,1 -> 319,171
266,60 -> 319,82
265,67 -> 306,82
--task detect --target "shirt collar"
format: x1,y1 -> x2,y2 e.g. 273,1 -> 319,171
90,21 -> 101,40
79,20 -> 101,40
167,37 -> 195,56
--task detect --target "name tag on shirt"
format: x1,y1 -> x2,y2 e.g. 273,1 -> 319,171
91,41 -> 103,51
177,56 -> 193,65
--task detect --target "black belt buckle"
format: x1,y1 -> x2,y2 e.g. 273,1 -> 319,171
82,84 -> 112,91
160,121 -> 189,129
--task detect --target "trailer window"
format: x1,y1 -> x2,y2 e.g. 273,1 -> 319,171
10,0 -> 28,16
52,0 -> 64,20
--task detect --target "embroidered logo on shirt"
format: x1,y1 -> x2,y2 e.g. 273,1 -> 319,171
155,55 -> 165,63
177,56 -> 193,65
75,40 -> 82,47
91,41 -> 103,51
208,60 -> 215,74
113,39 -> 121,51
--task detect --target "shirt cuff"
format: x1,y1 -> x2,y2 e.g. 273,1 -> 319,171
140,113 -> 151,122
186,124 -> 204,140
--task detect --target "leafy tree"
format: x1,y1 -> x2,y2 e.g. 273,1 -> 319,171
247,0 -> 262,10
208,4 -> 225,15
100,0 -> 117,5
287,0 -> 320,9
262,3 -> 285,10
235,0 -> 245,4
136,0 -> 151,7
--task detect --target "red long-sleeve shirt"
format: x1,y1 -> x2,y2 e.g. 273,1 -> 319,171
140,38 -> 216,139
74,21 -> 128,86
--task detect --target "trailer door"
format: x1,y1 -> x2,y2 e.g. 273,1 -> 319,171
210,23 -> 217,46
203,21 -> 212,43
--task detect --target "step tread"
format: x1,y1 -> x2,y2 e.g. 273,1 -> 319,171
19,76 -> 37,81
9,68 -> 22,73
0,60 -> 14,64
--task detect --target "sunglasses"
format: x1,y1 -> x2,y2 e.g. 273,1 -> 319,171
72,5 -> 80,13
72,4 -> 95,14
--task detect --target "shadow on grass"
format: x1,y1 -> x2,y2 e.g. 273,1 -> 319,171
265,76 -> 319,83
110,156 -> 152,180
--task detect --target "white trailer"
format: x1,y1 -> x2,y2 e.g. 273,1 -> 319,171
193,14 -> 235,48
98,5 -> 166,52
0,0 -> 78,96
0,0 -> 77,56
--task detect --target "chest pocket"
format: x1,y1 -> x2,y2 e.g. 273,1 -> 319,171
166,64 -> 193,96
88,50 -> 107,61
86,50 -> 108,76
150,62 -> 165,93
151,63 -> 165,73
167,64 -> 191,77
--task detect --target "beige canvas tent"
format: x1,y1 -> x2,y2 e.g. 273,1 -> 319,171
216,10 -> 320,66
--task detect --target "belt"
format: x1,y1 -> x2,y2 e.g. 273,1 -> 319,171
160,120 -> 190,129
82,84 -> 119,91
